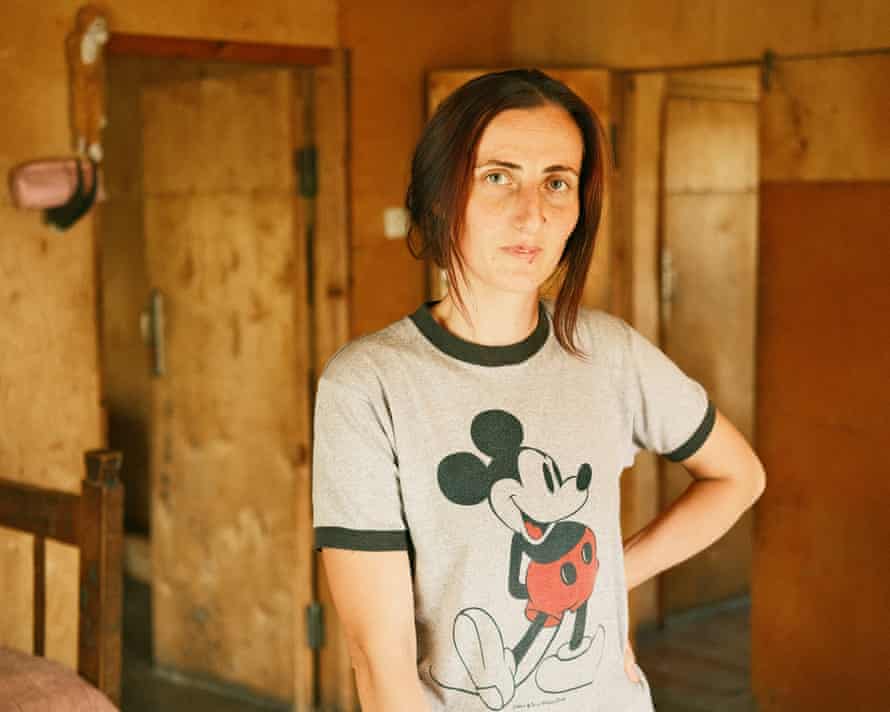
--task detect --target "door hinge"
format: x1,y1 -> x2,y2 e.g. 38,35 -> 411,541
609,122 -> 619,170
306,601 -> 324,650
296,146 -> 318,199
761,49 -> 777,92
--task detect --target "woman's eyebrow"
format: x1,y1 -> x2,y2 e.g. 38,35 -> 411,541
476,159 -> 522,170
476,159 -> 579,176
544,164 -> 579,176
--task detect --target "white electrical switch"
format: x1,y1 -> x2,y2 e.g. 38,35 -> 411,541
383,207 -> 410,239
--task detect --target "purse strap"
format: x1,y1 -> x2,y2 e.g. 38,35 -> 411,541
44,158 -> 99,231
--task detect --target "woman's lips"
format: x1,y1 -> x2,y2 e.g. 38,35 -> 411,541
502,246 -> 541,263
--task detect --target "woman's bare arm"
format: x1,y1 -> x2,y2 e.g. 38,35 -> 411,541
321,547 -> 432,712
623,407 -> 767,591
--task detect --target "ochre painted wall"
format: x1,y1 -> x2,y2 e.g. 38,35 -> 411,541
338,0 -> 514,337
511,0 -> 890,67
0,0 -> 335,669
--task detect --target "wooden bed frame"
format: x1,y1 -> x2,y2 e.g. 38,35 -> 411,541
0,449 -> 124,705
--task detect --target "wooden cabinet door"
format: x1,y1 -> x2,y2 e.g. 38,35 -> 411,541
426,69 -> 616,313
141,68 -> 314,705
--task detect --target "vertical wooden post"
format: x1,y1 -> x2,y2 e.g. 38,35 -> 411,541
618,72 -> 668,636
32,535 -> 46,655
78,449 -> 124,705
313,48 -> 358,712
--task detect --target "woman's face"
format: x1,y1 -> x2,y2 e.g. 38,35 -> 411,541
456,104 -> 583,297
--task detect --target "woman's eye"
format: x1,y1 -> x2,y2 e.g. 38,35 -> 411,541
548,178 -> 570,192
484,172 -> 510,185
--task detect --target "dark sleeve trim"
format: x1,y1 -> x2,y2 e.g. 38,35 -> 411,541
664,400 -> 717,462
314,527 -> 409,552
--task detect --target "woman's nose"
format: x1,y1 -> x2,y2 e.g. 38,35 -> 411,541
513,185 -> 545,234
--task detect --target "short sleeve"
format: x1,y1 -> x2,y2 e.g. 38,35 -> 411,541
621,320 -> 716,462
311,375 -> 409,552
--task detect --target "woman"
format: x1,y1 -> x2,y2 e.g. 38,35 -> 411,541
312,69 -> 765,712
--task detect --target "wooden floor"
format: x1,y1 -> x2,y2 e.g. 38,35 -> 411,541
123,575 -> 755,711
635,597 -> 756,712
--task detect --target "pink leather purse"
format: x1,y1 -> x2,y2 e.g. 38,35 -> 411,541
7,157 -> 101,230
8,157 -> 96,209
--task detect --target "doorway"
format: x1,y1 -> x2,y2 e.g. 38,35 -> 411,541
97,41 -> 348,710
619,64 -> 759,711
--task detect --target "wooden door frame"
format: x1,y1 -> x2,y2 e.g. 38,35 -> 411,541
94,30 -> 351,711
106,33 -> 334,66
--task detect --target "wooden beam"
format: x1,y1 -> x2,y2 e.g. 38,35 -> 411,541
107,32 -> 333,66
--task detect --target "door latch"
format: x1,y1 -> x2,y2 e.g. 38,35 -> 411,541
139,289 -> 166,377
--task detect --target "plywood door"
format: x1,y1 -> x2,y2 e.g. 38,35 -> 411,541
426,69 -> 615,312
659,68 -> 760,615
141,69 -> 313,704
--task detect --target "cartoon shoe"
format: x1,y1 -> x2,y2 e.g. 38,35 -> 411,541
453,608 -> 517,710
535,623 -> 606,694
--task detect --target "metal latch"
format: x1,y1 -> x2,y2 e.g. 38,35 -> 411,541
139,289 -> 166,377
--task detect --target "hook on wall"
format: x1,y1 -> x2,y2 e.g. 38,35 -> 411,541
67,5 -> 109,163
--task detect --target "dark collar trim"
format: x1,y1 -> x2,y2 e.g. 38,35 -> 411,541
409,300 -> 550,367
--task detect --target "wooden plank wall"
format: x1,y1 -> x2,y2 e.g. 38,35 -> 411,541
511,0 -> 890,67
753,53 -> 890,711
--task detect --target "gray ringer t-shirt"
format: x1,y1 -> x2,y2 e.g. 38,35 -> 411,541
312,298 -> 715,712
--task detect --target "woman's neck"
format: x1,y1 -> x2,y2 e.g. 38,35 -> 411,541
429,291 -> 540,346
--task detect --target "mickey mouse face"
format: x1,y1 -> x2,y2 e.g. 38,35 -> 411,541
437,409 -> 593,544
491,448 -> 591,543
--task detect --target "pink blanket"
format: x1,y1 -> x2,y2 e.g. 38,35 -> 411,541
0,646 -> 117,711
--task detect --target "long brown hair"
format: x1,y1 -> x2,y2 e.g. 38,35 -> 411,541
405,69 -> 609,359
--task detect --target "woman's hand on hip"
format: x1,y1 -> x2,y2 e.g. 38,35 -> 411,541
624,636 -> 641,684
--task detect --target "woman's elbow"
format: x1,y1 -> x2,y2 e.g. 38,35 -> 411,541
344,627 -> 417,677
748,460 -> 767,505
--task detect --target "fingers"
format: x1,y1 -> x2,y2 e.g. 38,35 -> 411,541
624,638 -> 641,684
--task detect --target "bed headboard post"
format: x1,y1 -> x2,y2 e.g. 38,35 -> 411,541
78,449 -> 124,705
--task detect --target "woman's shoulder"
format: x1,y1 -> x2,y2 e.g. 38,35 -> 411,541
541,297 -> 631,351
318,313 -> 418,389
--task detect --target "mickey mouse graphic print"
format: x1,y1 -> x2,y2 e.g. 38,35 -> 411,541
312,298 -> 716,712
432,408 -> 606,708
